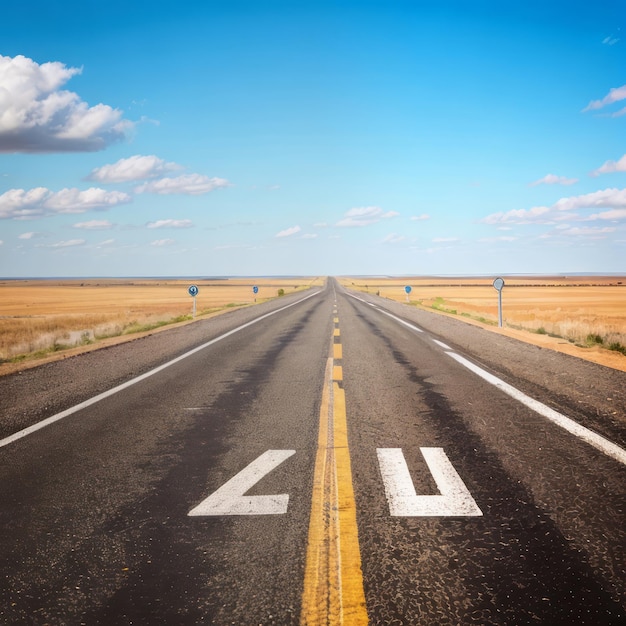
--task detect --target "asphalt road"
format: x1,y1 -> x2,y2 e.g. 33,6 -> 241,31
0,278 -> 624,625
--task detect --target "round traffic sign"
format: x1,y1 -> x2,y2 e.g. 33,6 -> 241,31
253,285 -> 259,294
188,284 -> 199,297
404,285 -> 412,294
492,277 -> 505,292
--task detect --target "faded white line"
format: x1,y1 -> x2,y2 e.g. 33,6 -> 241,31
0,291 -> 321,449
447,352 -> 626,466
378,310 -> 424,333
433,339 -> 452,350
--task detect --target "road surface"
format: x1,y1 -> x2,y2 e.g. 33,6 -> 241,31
0,278 -> 624,624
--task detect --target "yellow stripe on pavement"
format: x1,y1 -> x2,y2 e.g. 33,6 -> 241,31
301,323 -> 367,625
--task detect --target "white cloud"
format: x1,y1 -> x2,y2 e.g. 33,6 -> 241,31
0,55 -> 132,153
483,188 -> 626,224
36,239 -> 86,248
479,236 -> 517,242
382,233 -> 406,244
585,209 -> 626,221
301,233 -> 318,239
410,214 -> 430,221
602,35 -> 620,45
151,238 -> 175,246
591,154 -> 626,176
147,219 -> 193,229
583,84 -> 626,112
73,219 -> 114,229
135,174 -> 230,195
19,231 -> 41,239
557,226 -> 616,238
87,155 -> 182,183
275,225 -> 301,238
552,188 -> 626,212
432,237 -> 459,243
336,206 -> 399,227
530,174 -> 578,186
0,186 -> 132,219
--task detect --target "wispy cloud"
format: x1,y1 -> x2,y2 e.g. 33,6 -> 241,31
73,219 -> 115,230
146,219 -> 194,229
336,206 -> 399,227
530,173 -> 578,186
602,34 -> 620,45
410,214 -> 430,221
583,84 -> 626,116
135,174 -> 230,195
36,239 -> 86,248
275,225 -> 301,237
151,238 -> 175,246
0,187 -> 132,219
87,155 -> 182,183
0,55 -> 132,153
591,154 -> 626,176
556,226 -> 616,238
382,233 -> 406,244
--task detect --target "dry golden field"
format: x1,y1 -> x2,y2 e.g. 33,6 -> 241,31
339,276 -> 626,370
0,277 -> 323,364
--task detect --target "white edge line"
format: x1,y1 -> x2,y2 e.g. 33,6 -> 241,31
0,291 -> 321,449
447,352 -> 626,467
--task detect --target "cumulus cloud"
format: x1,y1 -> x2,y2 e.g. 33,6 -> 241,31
336,206 -> 399,227
483,188 -> 626,225
73,219 -> 114,229
0,55 -> 133,153
530,174 -> 578,186
585,209 -> 626,221
135,174 -> 230,195
0,186 -> 132,219
591,154 -> 626,176
583,84 -> 626,115
87,154 -> 182,183
275,225 -> 301,237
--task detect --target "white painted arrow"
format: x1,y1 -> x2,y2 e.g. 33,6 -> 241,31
377,448 -> 482,517
189,450 -> 296,516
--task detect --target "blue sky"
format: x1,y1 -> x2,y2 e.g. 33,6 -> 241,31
0,0 -> 624,277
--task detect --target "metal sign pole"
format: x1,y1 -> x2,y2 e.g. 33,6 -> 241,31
188,285 -> 199,318
492,278 -> 505,327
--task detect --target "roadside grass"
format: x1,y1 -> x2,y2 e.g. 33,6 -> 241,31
347,281 -> 626,360
0,278 -> 322,366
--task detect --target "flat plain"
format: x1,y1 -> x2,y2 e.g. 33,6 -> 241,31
338,276 -> 626,372
0,277 -> 323,367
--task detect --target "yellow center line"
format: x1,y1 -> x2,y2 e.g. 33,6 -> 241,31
300,320 -> 368,625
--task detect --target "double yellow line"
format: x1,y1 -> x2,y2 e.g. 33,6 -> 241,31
300,308 -> 368,624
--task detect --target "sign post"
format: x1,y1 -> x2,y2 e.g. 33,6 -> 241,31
252,285 -> 259,302
404,285 -> 412,302
188,284 -> 199,318
492,277 -> 505,327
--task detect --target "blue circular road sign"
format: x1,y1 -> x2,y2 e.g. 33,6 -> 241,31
188,285 -> 199,297
253,285 -> 259,294
404,285 -> 412,294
